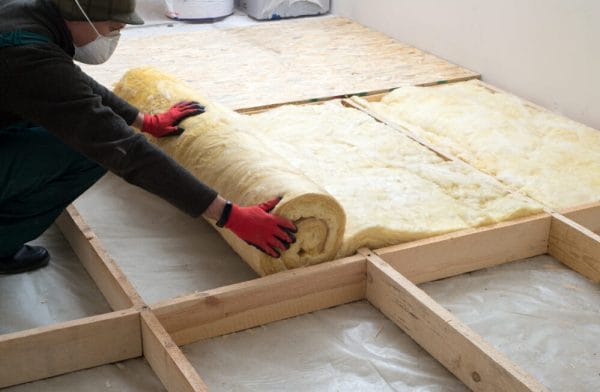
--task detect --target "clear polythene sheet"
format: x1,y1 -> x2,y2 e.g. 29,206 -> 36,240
0,225 -> 111,335
2,173 -> 599,391
182,257 -> 600,391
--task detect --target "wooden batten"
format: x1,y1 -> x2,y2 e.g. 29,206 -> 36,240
344,75 -> 481,105
0,309 -> 141,388
375,213 -> 551,284
151,255 -> 366,346
141,311 -> 208,392
548,214 -> 600,283
56,205 -> 145,310
236,92 -> 389,115
362,249 -> 548,392
560,201 -> 600,234
237,76 -> 480,115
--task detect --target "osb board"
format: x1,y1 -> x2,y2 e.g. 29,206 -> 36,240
82,17 -> 479,110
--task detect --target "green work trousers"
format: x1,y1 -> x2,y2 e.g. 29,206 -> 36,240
0,124 -> 106,256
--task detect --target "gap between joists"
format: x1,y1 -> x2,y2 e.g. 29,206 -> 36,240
360,248 -> 548,392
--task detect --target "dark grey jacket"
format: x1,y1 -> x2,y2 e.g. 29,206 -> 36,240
0,0 -> 217,217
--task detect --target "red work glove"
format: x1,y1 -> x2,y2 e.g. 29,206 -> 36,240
141,101 -> 205,137
217,197 -> 297,258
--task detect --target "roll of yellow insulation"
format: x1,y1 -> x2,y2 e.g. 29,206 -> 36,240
113,67 -> 346,276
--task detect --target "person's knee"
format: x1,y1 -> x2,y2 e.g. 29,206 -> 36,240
6,124 -> 107,193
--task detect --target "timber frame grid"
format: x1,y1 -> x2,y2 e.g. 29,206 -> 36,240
1,82 -> 599,391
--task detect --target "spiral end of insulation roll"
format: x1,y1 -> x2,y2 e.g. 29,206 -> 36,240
260,193 -> 346,275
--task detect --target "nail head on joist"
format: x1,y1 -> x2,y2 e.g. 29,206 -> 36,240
471,371 -> 481,382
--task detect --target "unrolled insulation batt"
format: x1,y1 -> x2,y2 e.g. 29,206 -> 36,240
356,80 -> 600,210
114,67 -> 540,275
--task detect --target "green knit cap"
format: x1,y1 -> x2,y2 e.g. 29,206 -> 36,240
51,0 -> 145,25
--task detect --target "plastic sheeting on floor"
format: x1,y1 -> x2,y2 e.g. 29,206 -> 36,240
182,256 -> 600,391
3,173 -> 598,391
3,357 -> 165,392
74,174 -> 257,304
425,256 -> 600,391
183,300 -> 467,391
0,225 -> 111,335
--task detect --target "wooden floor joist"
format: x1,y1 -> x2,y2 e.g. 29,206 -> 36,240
54,206 -> 214,390
549,213 -> 600,283
141,311 -> 208,392
561,201 -> 600,234
375,213 -> 551,284
151,255 -> 366,346
0,309 -> 141,388
361,249 -> 548,392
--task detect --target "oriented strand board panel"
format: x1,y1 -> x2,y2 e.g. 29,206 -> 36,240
357,80 -> 600,210
83,17 -> 478,110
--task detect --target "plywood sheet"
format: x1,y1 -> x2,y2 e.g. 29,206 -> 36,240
83,17 -> 478,110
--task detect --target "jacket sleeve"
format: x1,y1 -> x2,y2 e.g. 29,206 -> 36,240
4,45 -> 218,217
78,66 -> 140,126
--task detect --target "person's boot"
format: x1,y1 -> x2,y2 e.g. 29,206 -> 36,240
0,245 -> 50,274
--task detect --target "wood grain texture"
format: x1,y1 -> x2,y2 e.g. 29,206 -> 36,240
363,250 -> 548,392
561,201 -> 600,234
151,255 -> 366,346
0,309 -> 141,388
83,17 -> 478,110
548,214 -> 600,283
141,311 -> 208,392
375,213 -> 551,284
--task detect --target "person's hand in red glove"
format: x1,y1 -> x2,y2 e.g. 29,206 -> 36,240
141,101 -> 205,137
215,196 -> 297,258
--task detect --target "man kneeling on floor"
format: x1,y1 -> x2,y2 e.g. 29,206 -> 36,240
0,0 -> 297,274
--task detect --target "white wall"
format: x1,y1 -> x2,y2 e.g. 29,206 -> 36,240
332,0 -> 600,129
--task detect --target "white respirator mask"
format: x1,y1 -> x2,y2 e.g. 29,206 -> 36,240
72,0 -> 121,64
